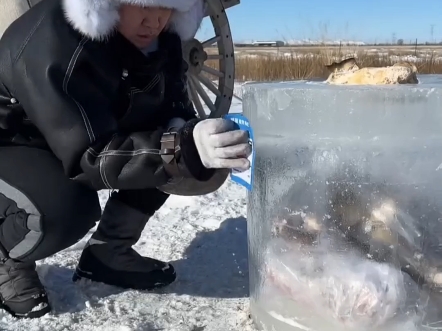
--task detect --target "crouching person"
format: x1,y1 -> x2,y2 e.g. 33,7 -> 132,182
0,0 -> 251,319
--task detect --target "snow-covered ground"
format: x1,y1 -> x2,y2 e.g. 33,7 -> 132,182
2,84 -> 256,331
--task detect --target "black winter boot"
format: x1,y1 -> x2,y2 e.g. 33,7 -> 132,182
0,257 -> 50,318
73,190 -> 176,290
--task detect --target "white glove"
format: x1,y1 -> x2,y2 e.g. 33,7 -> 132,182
193,118 -> 252,171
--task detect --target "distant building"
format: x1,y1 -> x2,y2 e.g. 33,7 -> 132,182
251,40 -> 285,47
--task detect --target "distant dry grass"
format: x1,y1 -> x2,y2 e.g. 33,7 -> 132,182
207,48 -> 442,82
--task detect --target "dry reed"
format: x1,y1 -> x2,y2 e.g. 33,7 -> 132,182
207,48 -> 442,82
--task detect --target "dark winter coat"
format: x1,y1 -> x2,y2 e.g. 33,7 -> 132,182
0,0 -> 228,194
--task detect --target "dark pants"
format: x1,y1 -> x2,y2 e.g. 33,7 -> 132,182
0,146 -> 169,262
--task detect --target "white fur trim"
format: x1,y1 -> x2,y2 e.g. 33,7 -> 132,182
61,0 -> 205,41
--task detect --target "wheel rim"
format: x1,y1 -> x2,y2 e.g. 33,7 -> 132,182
183,0 -> 235,119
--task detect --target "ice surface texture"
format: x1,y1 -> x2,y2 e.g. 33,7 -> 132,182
243,75 -> 442,331
242,74 -> 442,140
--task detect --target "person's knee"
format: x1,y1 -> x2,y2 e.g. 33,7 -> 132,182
0,147 -> 102,261
0,182 -> 101,261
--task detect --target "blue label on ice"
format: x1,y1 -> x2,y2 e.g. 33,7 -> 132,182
223,114 -> 255,191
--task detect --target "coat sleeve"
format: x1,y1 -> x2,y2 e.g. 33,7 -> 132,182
157,59 -> 230,196
6,35 -> 215,191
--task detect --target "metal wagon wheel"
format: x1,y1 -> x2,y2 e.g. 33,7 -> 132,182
182,0 -> 236,119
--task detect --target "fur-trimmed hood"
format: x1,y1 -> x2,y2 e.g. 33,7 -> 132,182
61,0 -> 205,41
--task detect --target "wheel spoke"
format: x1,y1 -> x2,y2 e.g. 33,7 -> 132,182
198,73 -> 221,96
210,79 -> 242,101
188,78 -> 207,119
202,35 -> 220,47
202,65 -> 224,78
207,54 -> 224,60
190,75 -> 216,113
185,0 -> 236,118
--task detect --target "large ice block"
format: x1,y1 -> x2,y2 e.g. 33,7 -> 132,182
243,76 -> 442,331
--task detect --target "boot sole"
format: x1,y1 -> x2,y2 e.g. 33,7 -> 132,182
72,268 -> 176,291
0,300 -> 51,319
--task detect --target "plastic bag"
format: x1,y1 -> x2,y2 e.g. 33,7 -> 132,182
272,184 -> 442,291
262,174 -> 442,330
264,237 -> 421,330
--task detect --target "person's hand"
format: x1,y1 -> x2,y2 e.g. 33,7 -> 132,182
193,118 -> 252,171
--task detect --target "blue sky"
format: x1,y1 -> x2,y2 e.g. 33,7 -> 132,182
195,0 -> 442,43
